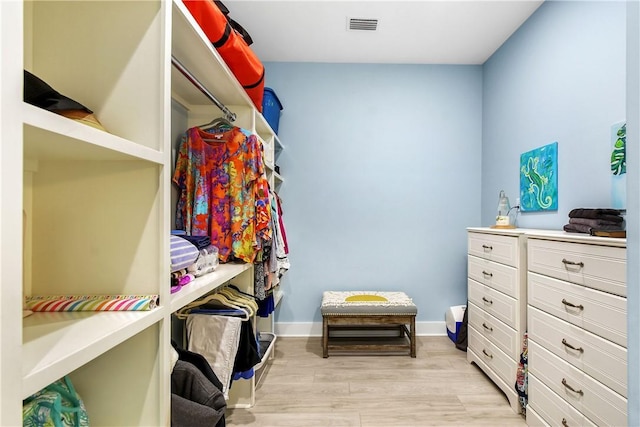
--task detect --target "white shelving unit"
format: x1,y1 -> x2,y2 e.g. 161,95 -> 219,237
0,0 -> 283,425
5,1 -> 171,425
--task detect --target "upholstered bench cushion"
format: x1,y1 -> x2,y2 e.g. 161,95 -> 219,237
321,291 -> 417,315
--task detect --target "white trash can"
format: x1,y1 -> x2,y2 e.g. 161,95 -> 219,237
446,305 -> 466,343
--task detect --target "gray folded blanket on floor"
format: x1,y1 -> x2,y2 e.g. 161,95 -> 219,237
568,208 -> 623,222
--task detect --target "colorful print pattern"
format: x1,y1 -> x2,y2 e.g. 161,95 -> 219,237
25,295 -> 159,311
173,126 -> 272,263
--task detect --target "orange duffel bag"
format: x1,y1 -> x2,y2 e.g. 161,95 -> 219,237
183,0 -> 264,112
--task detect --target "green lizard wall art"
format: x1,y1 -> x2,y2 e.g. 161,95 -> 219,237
520,142 -> 558,212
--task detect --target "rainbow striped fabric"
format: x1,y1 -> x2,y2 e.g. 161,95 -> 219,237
25,294 -> 159,312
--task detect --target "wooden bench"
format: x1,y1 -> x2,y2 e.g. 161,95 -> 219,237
321,291 -> 417,358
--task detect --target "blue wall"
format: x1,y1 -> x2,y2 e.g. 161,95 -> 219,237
264,2 -> 627,328
483,1 -> 634,419
482,1 -> 626,229
262,0 -> 637,419
264,63 -> 483,323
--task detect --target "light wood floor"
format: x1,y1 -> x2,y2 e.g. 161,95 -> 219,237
226,336 -> 527,426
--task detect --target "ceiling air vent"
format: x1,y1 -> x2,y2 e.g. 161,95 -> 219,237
348,18 -> 378,31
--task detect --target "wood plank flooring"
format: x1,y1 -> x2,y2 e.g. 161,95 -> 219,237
226,336 -> 527,426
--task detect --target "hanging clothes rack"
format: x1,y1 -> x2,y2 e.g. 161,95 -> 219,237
171,55 -> 237,122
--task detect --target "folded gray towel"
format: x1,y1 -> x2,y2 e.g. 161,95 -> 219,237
563,223 -> 591,234
564,222 -> 624,234
569,217 -> 623,227
568,208 -> 623,222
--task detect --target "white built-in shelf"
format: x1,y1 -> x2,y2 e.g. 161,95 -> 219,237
255,111 -> 274,136
22,309 -> 163,398
274,135 -> 284,153
169,263 -> 253,313
171,0 -> 252,108
23,103 -> 164,164
273,171 -> 284,185
273,287 -> 284,307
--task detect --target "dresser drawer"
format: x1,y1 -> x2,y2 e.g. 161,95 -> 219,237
468,325 -> 516,387
529,340 -> 627,427
468,278 -> 519,329
526,407 -> 550,426
468,302 -> 520,359
528,238 -> 626,297
529,374 -> 597,427
528,306 -> 627,397
468,255 -> 519,299
528,271 -> 627,347
468,232 -> 519,267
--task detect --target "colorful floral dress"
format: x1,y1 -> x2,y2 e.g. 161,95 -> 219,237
173,126 -> 272,263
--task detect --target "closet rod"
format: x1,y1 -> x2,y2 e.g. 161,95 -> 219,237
171,55 -> 237,122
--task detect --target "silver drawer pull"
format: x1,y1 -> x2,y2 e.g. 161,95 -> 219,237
562,418 -> 569,427
561,378 -> 584,396
482,297 -> 493,305
562,258 -> 584,268
562,299 -> 584,311
482,244 -> 493,251
482,349 -> 493,359
482,323 -> 493,332
561,338 -> 584,353
482,270 -> 493,277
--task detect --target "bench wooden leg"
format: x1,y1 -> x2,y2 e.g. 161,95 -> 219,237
410,316 -> 416,357
322,316 -> 329,358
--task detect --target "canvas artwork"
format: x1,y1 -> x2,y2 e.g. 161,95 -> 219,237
520,141 -> 558,212
610,121 -> 626,209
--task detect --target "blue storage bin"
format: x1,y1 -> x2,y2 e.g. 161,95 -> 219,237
262,87 -> 283,134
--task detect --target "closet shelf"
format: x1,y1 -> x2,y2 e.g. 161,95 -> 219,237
171,0 -> 252,108
22,309 -> 163,398
273,287 -> 284,307
169,263 -> 252,313
23,103 -> 164,164
274,135 -> 284,153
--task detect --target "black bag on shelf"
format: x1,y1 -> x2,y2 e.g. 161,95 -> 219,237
213,1 -> 253,45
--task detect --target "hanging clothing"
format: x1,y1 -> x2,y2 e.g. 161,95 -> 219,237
171,360 -> 226,427
186,314 -> 242,399
275,192 -> 289,255
172,340 -> 225,392
173,126 -> 239,261
270,190 -> 290,279
173,126 -> 272,263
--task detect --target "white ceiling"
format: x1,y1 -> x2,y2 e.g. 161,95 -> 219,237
224,0 -> 544,65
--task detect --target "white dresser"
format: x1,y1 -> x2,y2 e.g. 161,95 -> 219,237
525,231 -> 627,427
467,227 -> 528,414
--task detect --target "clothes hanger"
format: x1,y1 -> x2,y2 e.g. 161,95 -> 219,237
197,115 -> 234,131
227,287 -> 259,308
222,290 -> 257,316
228,284 -> 259,301
219,287 -> 258,313
174,292 -> 250,320
204,293 -> 251,315
197,116 -> 235,143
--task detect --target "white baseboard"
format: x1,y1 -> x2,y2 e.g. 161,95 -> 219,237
274,321 -> 447,337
